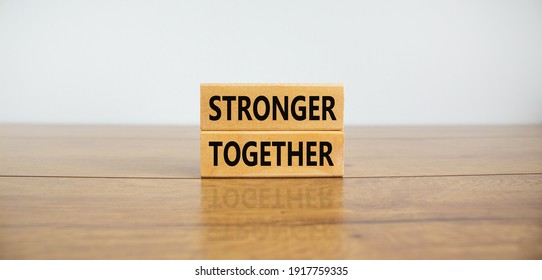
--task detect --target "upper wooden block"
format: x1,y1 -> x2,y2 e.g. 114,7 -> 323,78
200,84 -> 344,131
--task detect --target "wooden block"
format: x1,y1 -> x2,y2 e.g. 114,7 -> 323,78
200,84 -> 343,131
200,131 -> 344,177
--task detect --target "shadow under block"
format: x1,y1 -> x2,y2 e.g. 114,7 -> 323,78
200,84 -> 344,131
200,131 -> 344,177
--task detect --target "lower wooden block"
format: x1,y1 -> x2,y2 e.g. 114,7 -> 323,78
200,131 -> 344,177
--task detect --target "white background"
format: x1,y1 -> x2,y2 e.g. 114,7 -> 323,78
1,0 -> 541,125
1,260 -> 542,280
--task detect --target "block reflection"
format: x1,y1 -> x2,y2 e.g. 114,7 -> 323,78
200,178 -> 345,259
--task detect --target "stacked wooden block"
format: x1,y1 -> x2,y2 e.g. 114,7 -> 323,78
200,84 -> 344,177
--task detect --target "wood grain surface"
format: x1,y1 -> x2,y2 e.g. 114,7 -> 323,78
1,126 -> 540,178
0,124 -> 541,259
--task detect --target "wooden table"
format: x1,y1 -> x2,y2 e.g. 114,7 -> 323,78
1,125 -> 541,259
